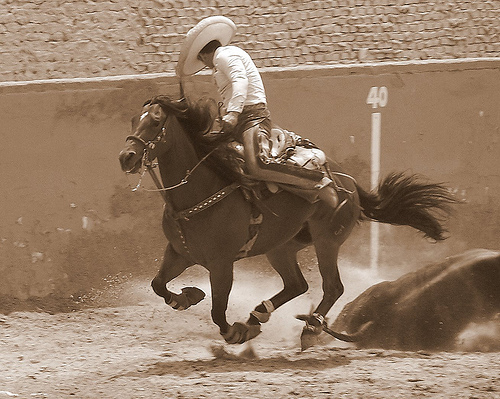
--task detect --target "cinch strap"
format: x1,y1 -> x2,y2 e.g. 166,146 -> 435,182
174,183 -> 240,220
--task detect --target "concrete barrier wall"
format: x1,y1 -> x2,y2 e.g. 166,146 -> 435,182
1,59 -> 499,299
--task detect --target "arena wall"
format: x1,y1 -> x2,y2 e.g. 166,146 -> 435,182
1,59 -> 499,300
1,0 -> 499,82
1,0 -> 499,300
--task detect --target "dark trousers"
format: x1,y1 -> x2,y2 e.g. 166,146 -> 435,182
232,103 -> 272,142
233,104 -> 324,190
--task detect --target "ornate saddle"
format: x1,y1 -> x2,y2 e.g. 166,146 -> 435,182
223,126 -> 328,173
266,126 -> 327,171
212,125 -> 332,202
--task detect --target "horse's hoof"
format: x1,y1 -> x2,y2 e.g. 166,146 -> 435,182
166,287 -> 205,310
222,322 -> 261,344
300,327 -> 321,351
297,313 -> 325,351
181,286 -> 205,305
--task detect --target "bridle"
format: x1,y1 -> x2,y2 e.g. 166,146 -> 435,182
125,109 -> 171,163
124,106 -> 220,204
125,112 -> 173,202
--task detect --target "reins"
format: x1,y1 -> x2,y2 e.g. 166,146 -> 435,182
132,144 -> 218,195
127,113 -> 213,194
127,112 -> 239,222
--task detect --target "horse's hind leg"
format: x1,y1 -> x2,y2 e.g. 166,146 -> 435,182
246,239 -> 309,327
299,222 -> 344,349
151,244 -> 204,310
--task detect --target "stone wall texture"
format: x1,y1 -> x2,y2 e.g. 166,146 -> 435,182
1,0 -> 499,82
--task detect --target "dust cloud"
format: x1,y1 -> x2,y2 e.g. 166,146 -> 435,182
78,247 -> 386,349
75,245 -> 499,352
456,317 -> 500,352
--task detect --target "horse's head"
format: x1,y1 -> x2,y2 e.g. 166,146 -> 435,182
119,95 -> 218,174
119,98 -> 183,174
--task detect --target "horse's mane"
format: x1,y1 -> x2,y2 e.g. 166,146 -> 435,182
150,95 -> 216,141
150,95 -> 240,182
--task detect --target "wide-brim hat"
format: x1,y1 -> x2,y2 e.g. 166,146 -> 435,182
176,16 -> 237,77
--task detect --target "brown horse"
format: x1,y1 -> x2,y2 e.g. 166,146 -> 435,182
118,95 -> 456,348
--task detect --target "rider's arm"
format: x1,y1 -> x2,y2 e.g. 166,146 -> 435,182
215,51 -> 248,114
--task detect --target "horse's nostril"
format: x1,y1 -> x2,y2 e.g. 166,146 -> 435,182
119,150 -> 139,172
119,150 -> 136,161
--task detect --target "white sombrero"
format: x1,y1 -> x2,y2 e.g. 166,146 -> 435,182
176,16 -> 237,77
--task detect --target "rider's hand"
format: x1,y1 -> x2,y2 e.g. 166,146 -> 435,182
221,111 -> 239,134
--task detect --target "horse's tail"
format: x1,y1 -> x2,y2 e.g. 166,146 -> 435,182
356,172 -> 457,241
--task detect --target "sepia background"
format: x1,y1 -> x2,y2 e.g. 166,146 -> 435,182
0,1 -> 499,398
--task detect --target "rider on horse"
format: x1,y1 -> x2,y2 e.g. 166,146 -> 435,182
177,16 -> 339,210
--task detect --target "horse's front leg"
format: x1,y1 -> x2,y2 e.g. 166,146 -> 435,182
209,262 -> 261,344
151,244 -> 205,310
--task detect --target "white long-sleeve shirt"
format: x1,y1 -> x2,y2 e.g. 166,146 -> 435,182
213,46 -> 267,113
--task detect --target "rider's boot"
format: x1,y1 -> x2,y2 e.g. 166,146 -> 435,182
317,184 -> 339,209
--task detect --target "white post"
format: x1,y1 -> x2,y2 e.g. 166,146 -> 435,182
370,112 -> 381,271
366,86 -> 387,271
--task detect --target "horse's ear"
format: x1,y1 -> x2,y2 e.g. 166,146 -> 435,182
170,98 -> 189,117
150,105 -> 164,121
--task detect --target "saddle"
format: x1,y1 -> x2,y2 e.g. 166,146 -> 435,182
267,126 -> 327,171
217,126 -> 332,202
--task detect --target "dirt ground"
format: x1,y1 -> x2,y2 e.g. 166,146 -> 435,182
1,260 -> 499,399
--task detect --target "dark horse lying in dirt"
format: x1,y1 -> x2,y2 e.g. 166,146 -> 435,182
118,95 -> 456,348
330,249 -> 500,351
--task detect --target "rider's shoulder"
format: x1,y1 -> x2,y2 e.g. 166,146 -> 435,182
216,45 -> 246,59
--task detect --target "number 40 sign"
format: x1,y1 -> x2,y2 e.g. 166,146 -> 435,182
366,86 -> 388,109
